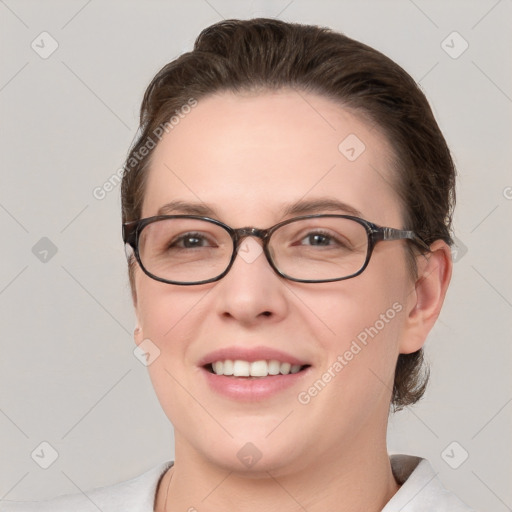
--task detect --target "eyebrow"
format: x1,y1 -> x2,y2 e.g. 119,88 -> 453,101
156,198 -> 363,219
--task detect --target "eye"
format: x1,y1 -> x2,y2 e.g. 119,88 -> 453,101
169,232 -> 218,249
301,231 -> 335,246
298,230 -> 349,248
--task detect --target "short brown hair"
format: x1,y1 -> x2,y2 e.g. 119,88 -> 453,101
121,18 -> 456,412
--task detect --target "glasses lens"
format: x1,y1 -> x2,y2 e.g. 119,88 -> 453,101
270,217 -> 369,281
138,218 -> 232,283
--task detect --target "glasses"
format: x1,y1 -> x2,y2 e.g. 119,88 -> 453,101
122,214 -> 430,286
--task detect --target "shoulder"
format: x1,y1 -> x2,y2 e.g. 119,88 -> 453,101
384,454 -> 478,512
0,461 -> 173,512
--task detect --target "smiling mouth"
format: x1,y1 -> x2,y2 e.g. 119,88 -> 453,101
204,360 -> 311,378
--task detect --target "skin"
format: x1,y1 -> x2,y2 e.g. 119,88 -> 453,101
130,89 -> 452,512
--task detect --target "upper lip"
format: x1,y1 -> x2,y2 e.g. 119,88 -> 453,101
198,346 -> 310,367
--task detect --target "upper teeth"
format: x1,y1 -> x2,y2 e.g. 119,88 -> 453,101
211,360 -> 303,377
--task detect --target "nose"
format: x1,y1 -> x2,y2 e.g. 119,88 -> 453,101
213,235 -> 289,324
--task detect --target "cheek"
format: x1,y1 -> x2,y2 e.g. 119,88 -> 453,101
303,262 -> 406,341
301,252 -> 409,378
289,280 -> 406,448
311,286 -> 404,381
135,280 -> 207,423
136,277 -> 205,342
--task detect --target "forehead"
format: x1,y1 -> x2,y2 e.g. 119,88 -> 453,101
142,89 -> 403,227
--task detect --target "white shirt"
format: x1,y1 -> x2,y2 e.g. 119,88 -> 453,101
0,454 -> 476,511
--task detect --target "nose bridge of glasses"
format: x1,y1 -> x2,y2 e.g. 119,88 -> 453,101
233,226 -> 268,245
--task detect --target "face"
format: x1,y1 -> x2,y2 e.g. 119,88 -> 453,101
132,89 -> 421,476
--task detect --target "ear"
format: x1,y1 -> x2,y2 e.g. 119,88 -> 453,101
399,240 -> 453,354
128,259 -> 138,309
134,324 -> 144,347
129,261 -> 142,346
132,283 -> 143,347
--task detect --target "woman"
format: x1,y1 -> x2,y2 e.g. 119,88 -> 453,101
1,17 -> 476,512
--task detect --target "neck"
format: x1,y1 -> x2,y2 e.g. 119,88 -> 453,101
155,430 -> 401,512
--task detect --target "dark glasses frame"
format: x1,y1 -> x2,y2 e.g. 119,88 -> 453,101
122,214 -> 431,286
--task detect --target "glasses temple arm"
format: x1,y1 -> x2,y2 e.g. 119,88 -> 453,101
376,227 -> 431,252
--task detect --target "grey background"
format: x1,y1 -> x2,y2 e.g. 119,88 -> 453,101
1,1 -> 511,511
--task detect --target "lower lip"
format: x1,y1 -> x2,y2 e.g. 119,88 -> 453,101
200,366 -> 312,401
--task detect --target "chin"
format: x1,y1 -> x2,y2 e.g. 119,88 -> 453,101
196,433 -> 306,477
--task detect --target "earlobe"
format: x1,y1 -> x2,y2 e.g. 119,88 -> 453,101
399,240 -> 453,354
134,325 -> 144,346
131,277 -> 142,347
